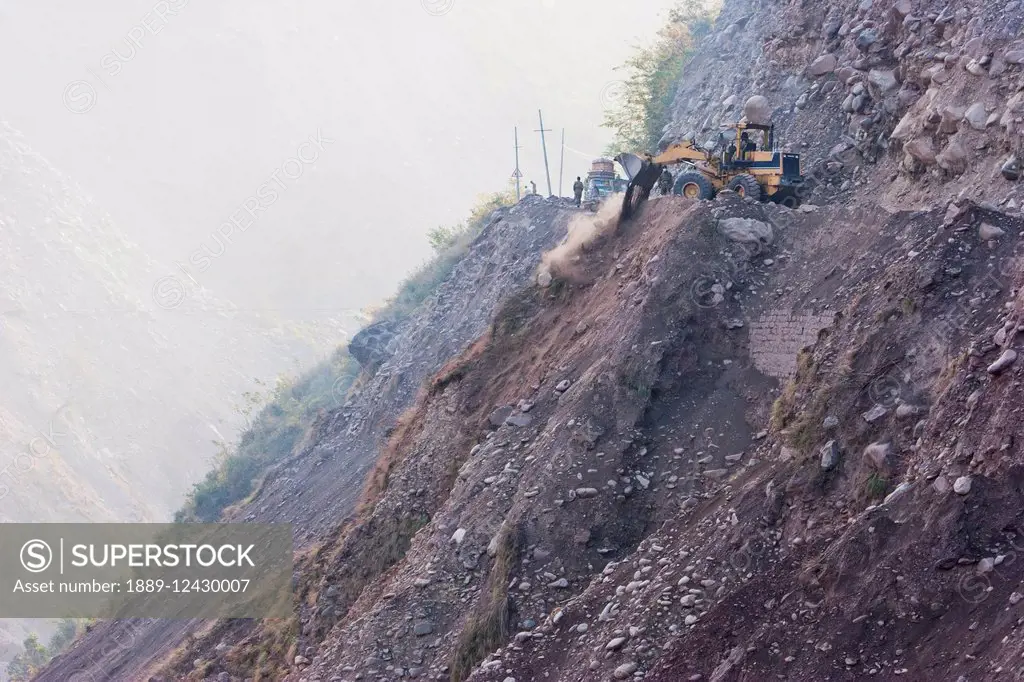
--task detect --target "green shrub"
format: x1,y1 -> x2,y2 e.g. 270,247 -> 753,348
176,350 -> 360,523
5,620 -> 86,680
866,473 -> 889,499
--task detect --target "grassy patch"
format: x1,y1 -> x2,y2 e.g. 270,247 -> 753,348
769,349 -> 817,435
865,473 -> 889,499
450,524 -> 521,682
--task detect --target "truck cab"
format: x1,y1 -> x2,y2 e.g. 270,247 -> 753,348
584,157 -> 628,201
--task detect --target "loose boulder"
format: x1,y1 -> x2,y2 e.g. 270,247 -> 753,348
717,217 -> 774,245
964,103 -> 989,131
348,319 -> 400,369
979,223 -> 1006,241
743,95 -> 772,124
904,138 -> 937,165
1001,156 -> 1020,181
936,140 -> 969,172
808,54 -> 838,77
868,69 -> 899,93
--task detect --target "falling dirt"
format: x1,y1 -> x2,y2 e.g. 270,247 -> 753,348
538,196 -> 622,284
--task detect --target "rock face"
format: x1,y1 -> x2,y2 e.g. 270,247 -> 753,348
36,195 -> 571,682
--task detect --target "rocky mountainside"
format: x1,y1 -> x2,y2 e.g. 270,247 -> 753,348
36,0 -> 1024,680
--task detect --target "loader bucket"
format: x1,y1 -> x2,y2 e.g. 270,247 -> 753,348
617,152 -> 647,181
615,153 -> 662,221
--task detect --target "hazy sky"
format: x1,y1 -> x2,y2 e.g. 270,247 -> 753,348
0,0 -> 678,317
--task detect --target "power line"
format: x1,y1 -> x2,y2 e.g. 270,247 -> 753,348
512,127 -> 523,201
534,109 -> 553,197
558,128 -> 565,198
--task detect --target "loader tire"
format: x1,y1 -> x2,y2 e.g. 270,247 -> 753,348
674,172 -> 715,200
727,173 -> 762,201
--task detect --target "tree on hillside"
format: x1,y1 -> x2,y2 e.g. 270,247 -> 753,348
603,0 -> 721,156
6,634 -> 49,680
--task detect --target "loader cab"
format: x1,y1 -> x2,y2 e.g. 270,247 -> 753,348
722,122 -> 774,167
719,121 -> 805,204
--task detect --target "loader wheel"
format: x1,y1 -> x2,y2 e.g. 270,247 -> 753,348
674,172 -> 715,200
727,173 -> 762,201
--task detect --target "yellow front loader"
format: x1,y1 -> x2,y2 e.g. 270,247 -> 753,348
615,123 -> 805,219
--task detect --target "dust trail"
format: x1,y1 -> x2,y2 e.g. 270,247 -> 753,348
537,197 -> 622,284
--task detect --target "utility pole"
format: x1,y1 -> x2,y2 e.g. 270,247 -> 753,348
535,109 -> 553,197
558,128 -> 565,198
512,127 -> 523,201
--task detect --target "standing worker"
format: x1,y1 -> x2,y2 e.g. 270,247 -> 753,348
658,168 -> 673,195
573,176 -> 584,206
530,180 -> 538,195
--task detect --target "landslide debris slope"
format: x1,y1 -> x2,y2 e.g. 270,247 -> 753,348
35,197 -> 571,682
272,0 -> 1024,677
268,184 -> 1023,682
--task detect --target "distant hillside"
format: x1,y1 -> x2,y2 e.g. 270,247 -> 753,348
0,121 -> 353,522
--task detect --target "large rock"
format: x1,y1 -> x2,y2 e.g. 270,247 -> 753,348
891,110 -> 920,141
864,442 -> 892,470
717,217 -> 774,245
856,28 -> 878,51
1001,156 -> 1021,181
1001,93 -> 1024,132
807,54 -> 838,77
939,106 -> 965,134
964,103 -> 989,131
904,138 -> 937,165
743,95 -> 772,124
820,440 -> 841,471
348,319 -> 401,369
936,140 -> 969,172
988,349 -> 1018,374
868,69 -> 899,93
965,60 -> 987,76
488,405 -> 514,427
979,223 -> 1006,241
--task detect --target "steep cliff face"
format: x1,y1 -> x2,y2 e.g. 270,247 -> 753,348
37,0 -> 1024,680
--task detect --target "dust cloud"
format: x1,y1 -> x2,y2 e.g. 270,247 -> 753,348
538,197 -> 622,284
